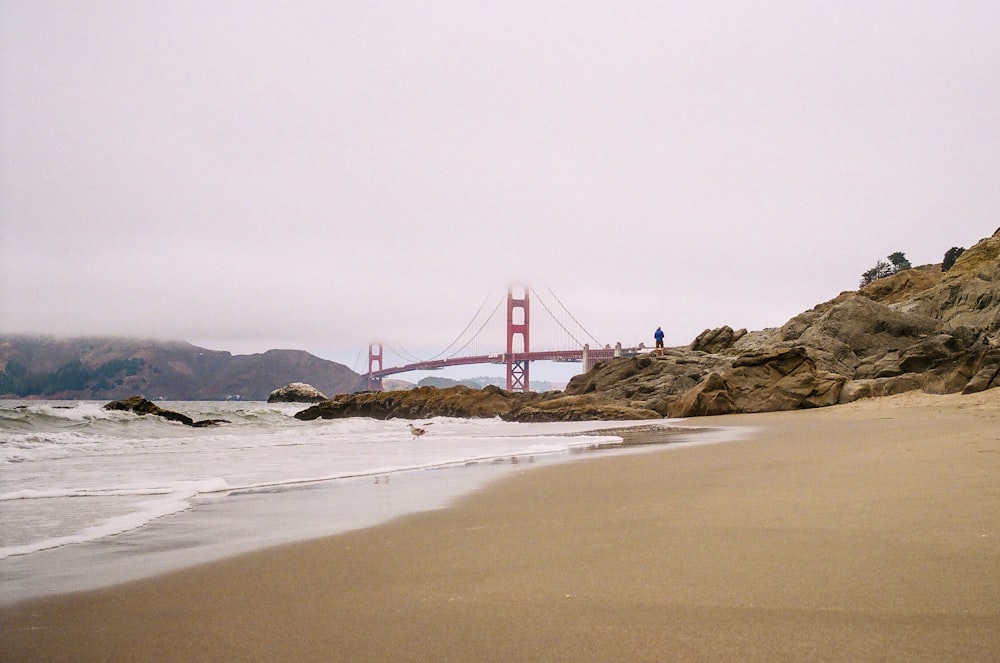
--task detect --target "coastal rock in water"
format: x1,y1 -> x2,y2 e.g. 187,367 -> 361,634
267,382 -> 328,403
294,384 -> 660,423
103,396 -> 228,427
297,385 -> 521,421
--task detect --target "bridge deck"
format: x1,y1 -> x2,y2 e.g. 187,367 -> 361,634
370,348 -> 643,379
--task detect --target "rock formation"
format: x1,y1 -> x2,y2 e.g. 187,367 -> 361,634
294,385 -> 661,422
568,229 -> 1000,418
267,382 -> 328,403
104,396 -> 229,427
298,230 -> 998,422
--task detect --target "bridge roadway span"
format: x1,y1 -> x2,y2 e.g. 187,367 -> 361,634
370,347 -> 643,379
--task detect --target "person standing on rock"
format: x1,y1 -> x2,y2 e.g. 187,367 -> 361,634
654,327 -> 665,356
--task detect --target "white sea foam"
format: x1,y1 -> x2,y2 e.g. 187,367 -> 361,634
0,494 -> 195,559
0,477 -> 232,502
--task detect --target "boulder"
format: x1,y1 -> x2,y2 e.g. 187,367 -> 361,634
690,326 -> 747,353
103,396 -> 228,427
564,352 -> 732,416
963,347 -> 1000,394
267,382 -> 328,403
838,374 -> 925,404
666,372 -> 736,417
669,347 -> 845,417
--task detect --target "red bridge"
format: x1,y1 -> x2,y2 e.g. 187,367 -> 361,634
366,286 -> 643,392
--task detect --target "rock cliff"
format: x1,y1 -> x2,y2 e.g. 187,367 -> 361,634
566,229 -> 999,418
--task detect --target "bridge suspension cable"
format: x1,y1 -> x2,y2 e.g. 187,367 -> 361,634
386,342 -> 426,364
529,286 -> 605,349
442,297 -> 505,359
425,293 -> 496,361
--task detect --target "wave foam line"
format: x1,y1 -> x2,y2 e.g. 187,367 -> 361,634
0,478 -> 231,502
0,494 -> 196,560
224,438 -> 625,495
0,436 -> 629,558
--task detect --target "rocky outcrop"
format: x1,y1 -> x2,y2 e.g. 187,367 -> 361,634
898,231 -> 1000,334
267,382 -> 328,403
104,396 -> 228,427
666,347 -> 845,417
963,347 -> 1000,394
296,230 -> 998,422
566,231 -> 999,417
690,325 -> 746,353
294,385 -> 661,422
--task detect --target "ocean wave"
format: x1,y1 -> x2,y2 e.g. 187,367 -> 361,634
0,400 -> 303,433
0,494 -> 197,560
0,477 -> 234,559
0,477 -> 231,502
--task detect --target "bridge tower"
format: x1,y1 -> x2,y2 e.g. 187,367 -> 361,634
367,342 -> 384,391
506,286 -> 530,392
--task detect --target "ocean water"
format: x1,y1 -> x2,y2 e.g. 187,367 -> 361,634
0,400 -> 740,604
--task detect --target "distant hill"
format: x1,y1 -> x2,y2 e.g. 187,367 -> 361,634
0,336 -> 363,400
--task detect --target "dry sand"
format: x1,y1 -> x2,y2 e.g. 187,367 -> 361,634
2,390 -> 998,662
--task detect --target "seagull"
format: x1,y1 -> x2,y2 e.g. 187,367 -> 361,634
407,423 -> 427,439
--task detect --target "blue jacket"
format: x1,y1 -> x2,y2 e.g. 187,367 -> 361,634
654,328 -> 664,341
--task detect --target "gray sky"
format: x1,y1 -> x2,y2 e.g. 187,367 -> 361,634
2,1 -> 998,378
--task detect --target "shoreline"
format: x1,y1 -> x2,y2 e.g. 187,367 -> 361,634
3,391 -> 999,661
0,420 -> 720,606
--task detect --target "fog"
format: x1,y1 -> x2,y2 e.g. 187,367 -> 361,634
3,2 -> 997,378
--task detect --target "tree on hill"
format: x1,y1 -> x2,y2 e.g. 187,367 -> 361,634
942,246 -> 965,272
859,259 -> 895,288
887,251 -> 912,272
859,251 -> 911,288
0,357 -> 145,397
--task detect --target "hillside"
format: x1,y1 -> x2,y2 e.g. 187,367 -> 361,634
0,336 -> 363,400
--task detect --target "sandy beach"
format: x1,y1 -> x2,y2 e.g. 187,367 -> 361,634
2,390 -> 998,662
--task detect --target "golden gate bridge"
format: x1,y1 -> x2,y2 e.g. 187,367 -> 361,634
366,285 -> 643,392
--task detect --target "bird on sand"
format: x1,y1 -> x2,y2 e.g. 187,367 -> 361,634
407,423 -> 427,439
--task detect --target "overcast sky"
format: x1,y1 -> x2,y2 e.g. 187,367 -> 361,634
2,1 -> 998,378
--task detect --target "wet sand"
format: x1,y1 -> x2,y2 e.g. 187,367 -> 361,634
2,391 -> 998,662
